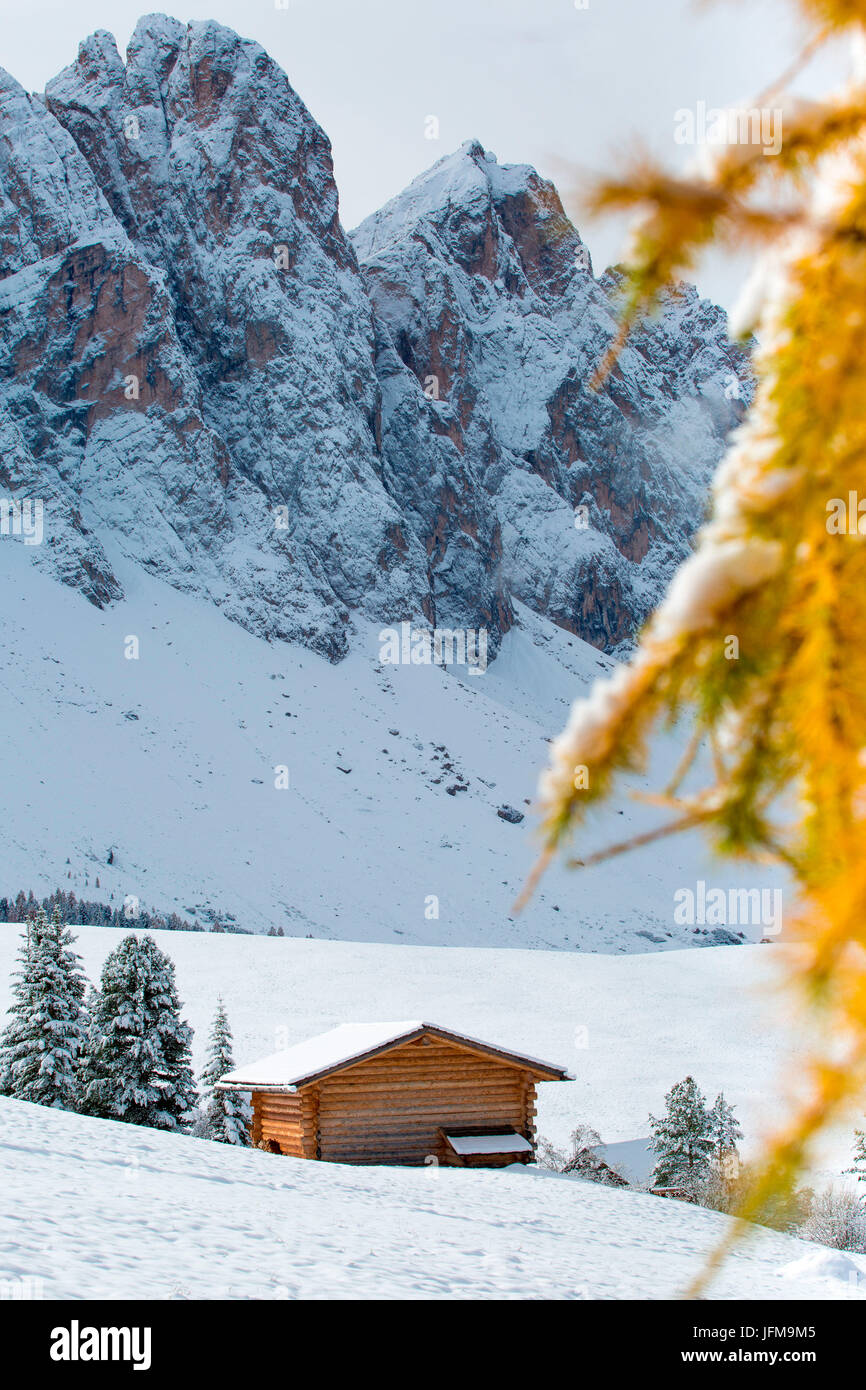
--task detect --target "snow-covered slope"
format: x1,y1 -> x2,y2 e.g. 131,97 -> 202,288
0,540 -> 783,947
1,924 -> 852,1173
3,915 -> 861,1299
1,1096 -> 861,1300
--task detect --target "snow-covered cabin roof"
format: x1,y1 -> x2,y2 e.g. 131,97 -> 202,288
218,1021 -> 572,1092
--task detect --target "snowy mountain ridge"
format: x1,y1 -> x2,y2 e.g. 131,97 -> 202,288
0,15 -> 767,949
0,14 -> 750,662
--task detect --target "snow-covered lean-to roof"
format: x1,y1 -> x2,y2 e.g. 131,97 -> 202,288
444,1133 -> 533,1156
218,1021 -> 573,1092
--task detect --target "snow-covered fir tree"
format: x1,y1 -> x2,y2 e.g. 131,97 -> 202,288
81,934 -> 197,1130
649,1076 -> 714,1190
0,913 -> 44,1098
708,1092 -> 743,1174
191,997 -> 250,1145
0,907 -> 88,1109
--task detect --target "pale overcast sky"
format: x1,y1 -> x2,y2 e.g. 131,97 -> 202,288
0,0 -> 851,305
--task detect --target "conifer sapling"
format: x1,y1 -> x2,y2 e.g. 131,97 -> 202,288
192,998 -> 250,1145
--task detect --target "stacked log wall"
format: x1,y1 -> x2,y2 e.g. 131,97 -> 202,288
252,1091 -> 305,1157
310,1036 -> 534,1166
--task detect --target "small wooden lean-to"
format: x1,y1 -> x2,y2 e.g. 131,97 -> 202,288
218,1020 -> 571,1166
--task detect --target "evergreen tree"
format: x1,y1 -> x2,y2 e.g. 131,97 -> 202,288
81,935 -> 197,1130
0,907 -> 88,1108
708,1092 -> 743,1173
191,998 -> 250,1145
0,911 -> 45,1097
649,1076 -> 714,1190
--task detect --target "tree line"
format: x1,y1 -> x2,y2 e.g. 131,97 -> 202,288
0,887 -> 249,934
0,908 -> 248,1146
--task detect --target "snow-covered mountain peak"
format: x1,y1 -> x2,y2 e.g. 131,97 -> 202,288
353,137 -> 592,305
0,14 -> 750,661
0,15 -> 771,948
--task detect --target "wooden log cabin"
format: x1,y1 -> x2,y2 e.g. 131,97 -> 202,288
217,1021 -> 571,1167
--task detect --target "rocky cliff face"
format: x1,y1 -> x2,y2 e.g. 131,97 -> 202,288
353,143 -> 750,651
0,15 -> 750,660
